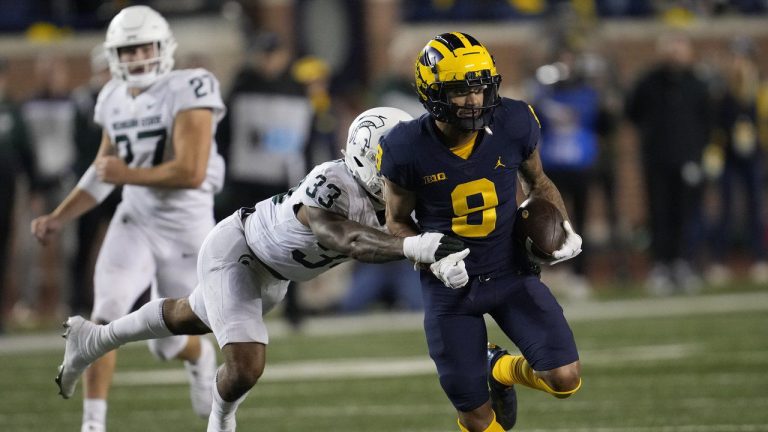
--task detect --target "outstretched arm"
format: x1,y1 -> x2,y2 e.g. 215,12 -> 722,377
302,206 -> 405,263
299,205 -> 465,264
31,131 -> 114,245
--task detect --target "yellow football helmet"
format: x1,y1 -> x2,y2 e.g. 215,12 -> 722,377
415,32 -> 502,130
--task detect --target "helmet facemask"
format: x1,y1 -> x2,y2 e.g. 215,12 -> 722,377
343,144 -> 382,199
106,40 -> 175,89
425,72 -> 502,131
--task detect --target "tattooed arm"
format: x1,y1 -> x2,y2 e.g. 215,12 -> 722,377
517,145 -> 571,222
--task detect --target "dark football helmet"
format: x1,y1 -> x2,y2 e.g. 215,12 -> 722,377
415,32 -> 502,131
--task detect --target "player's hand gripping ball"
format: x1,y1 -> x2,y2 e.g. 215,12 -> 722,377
512,197 -> 567,264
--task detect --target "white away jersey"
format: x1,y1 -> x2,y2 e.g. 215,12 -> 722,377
244,160 -> 388,282
94,68 -> 226,230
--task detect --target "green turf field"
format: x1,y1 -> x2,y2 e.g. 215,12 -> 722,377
1,291 -> 767,431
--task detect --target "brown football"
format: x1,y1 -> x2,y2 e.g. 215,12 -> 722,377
512,197 -> 566,261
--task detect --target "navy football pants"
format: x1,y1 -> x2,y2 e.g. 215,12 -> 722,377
421,270 -> 579,411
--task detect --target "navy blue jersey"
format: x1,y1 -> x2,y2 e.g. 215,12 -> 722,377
379,98 -> 540,275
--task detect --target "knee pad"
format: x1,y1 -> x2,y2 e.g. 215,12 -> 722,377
147,335 -> 188,361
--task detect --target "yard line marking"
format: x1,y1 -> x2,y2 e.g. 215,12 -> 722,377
581,343 -> 697,364
1,292 -> 767,354
114,356 -> 436,386
560,292 -> 768,322
112,343 -> 699,386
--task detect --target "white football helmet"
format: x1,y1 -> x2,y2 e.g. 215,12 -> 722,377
343,107 -> 413,201
104,5 -> 177,89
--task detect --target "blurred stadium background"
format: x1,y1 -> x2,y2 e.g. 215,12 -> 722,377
0,1 -> 767,431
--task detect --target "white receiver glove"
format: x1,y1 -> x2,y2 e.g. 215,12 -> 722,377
550,221 -> 582,265
429,249 -> 470,289
403,232 -> 466,264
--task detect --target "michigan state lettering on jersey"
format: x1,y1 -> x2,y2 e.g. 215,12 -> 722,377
379,99 -> 540,275
94,68 -> 226,230
244,160 -> 387,281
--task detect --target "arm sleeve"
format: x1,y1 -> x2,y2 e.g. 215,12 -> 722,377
76,165 -> 116,203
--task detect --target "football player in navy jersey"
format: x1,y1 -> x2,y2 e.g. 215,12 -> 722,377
379,32 -> 584,432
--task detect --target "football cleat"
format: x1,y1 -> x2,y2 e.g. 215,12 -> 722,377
487,343 -> 518,430
185,337 -> 217,418
56,316 -> 100,399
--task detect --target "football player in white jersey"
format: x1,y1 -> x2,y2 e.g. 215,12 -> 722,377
53,106 -> 471,432
31,6 -> 222,431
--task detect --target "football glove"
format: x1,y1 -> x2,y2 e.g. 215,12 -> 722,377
550,221 -> 582,265
430,248 -> 470,289
403,232 -> 466,264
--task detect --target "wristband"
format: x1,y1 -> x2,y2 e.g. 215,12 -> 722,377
76,165 -> 115,203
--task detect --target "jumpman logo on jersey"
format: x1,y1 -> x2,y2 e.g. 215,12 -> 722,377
494,156 -> 506,169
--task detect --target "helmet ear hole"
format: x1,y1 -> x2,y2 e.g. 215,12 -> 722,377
353,157 -> 364,168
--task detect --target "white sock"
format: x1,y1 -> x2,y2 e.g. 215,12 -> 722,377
207,376 -> 248,432
99,299 -> 173,352
83,398 -> 107,426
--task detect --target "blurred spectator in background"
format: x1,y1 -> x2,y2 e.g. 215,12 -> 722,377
530,46 -> 601,298
369,43 -> 424,119
217,31 -> 313,328
582,48 -> 629,281
626,32 -> 713,295
337,261 -> 422,313
292,56 -> 339,170
706,36 -> 768,285
21,53 -> 76,321
0,58 -> 38,333
216,31 -> 312,218
68,46 -> 120,317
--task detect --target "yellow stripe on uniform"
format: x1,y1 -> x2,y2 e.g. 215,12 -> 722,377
528,104 -> 541,128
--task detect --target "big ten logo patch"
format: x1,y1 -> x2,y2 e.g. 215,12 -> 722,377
423,172 -> 447,184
